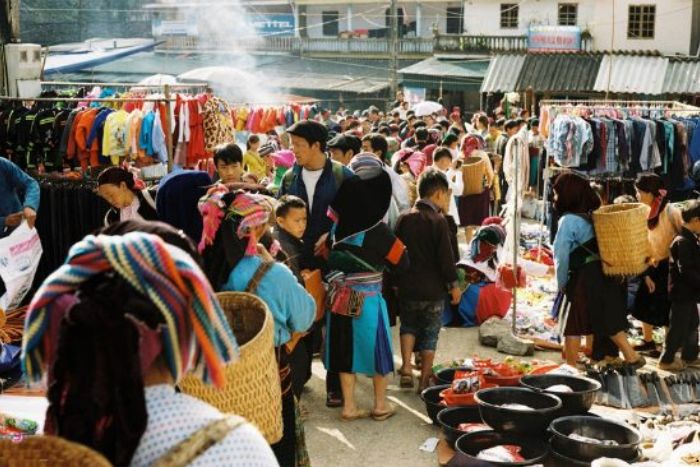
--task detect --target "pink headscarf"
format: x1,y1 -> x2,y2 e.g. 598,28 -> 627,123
393,148 -> 427,178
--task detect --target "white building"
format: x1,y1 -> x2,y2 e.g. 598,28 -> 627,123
299,0 -> 700,55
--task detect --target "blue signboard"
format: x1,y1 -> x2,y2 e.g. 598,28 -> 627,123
250,14 -> 296,36
527,26 -> 581,52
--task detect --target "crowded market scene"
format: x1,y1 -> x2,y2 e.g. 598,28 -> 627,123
2,0 -> 700,466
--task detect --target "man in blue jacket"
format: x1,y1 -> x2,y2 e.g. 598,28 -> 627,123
1,157 -> 39,238
278,120 -> 354,408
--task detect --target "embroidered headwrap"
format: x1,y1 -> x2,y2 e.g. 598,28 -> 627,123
229,192 -> 278,256
22,232 -> 238,387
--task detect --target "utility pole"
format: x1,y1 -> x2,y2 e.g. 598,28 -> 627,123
388,0 -> 398,110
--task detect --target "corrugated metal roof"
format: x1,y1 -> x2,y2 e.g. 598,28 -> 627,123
480,54 -> 525,93
515,53 -> 602,93
664,59 -> 700,95
398,57 -> 489,79
594,55 -> 669,94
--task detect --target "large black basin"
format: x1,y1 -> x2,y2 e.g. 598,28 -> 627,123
437,406 -> 484,447
474,387 -> 562,435
435,366 -> 471,386
549,416 -> 641,463
420,384 -> 450,425
519,374 -> 601,416
455,430 -> 549,466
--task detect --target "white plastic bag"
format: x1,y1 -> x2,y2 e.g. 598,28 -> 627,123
0,222 -> 43,310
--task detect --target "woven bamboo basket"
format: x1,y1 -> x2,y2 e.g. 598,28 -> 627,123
461,156 -> 487,195
179,292 -> 283,444
592,203 -> 651,276
0,435 -> 112,466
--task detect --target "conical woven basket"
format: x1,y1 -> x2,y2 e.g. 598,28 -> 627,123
461,156 -> 487,195
0,435 -> 112,466
592,203 -> 651,276
179,292 -> 283,443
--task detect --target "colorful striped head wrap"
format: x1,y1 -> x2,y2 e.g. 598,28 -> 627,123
22,232 -> 238,387
229,192 -> 277,256
348,152 -> 384,180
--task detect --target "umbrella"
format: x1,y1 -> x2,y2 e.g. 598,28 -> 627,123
413,101 -> 443,117
178,66 -> 253,84
138,74 -> 178,86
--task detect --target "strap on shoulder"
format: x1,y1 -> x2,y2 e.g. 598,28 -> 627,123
245,261 -> 274,294
152,416 -> 247,467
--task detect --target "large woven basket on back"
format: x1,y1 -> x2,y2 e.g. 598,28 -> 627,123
461,156 -> 487,195
179,292 -> 283,444
0,435 -> 112,466
592,203 -> 651,276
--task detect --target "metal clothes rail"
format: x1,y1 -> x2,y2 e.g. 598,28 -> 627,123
40,81 -> 209,90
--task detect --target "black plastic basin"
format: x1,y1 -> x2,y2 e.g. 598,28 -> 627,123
455,430 -> 549,466
437,406 -> 484,447
519,374 -> 601,416
435,366 -> 471,386
549,415 -> 641,463
420,384 -> 450,425
474,387 -> 562,435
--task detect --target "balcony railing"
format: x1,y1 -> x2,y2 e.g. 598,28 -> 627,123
156,34 -> 592,55
434,33 -> 593,53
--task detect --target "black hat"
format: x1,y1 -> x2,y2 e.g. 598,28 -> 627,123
327,134 -> 362,155
287,120 -> 329,150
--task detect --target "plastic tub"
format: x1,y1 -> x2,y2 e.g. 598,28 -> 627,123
455,430 -> 549,466
519,374 -> 601,416
474,387 -> 562,435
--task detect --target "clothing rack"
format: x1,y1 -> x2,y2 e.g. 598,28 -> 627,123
0,89 -> 179,169
539,99 -> 700,114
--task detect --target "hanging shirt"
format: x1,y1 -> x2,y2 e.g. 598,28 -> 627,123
151,110 -> 168,163
102,109 -> 130,164
139,111 -> 156,156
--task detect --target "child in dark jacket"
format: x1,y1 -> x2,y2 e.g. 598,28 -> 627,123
660,200 -> 700,372
395,168 -> 462,391
274,195 -> 308,283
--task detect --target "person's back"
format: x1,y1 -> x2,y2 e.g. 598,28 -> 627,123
131,385 -> 277,467
395,169 -> 459,302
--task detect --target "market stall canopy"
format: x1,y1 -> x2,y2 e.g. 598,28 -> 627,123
663,58 -> 700,95
516,53 -> 602,93
593,55 -> 668,95
399,56 -> 488,92
480,54 -> 526,93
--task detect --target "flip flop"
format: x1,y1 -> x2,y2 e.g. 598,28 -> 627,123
371,405 -> 396,422
340,409 -> 371,422
399,374 -> 414,388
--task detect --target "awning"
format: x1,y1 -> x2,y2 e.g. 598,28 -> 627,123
664,58 -> 700,95
399,56 -> 488,92
480,54 -> 526,93
516,53 -> 602,93
594,55 -> 668,95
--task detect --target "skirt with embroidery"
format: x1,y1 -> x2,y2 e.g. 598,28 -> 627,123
323,276 -> 394,376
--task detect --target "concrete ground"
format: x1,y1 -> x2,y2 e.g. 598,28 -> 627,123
302,325 -> 555,467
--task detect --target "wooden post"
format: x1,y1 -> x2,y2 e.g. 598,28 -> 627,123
164,84 -> 174,172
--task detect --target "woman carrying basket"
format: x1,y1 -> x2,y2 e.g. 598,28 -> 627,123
552,173 -> 645,368
199,188 -> 316,467
632,174 -> 683,357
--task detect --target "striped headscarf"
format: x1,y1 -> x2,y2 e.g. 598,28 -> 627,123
22,232 -> 238,387
229,192 -> 277,256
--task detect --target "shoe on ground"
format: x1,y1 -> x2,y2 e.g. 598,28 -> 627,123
658,358 -> 686,372
634,340 -> 657,352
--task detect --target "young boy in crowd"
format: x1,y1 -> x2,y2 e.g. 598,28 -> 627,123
659,200 -> 700,371
274,195 -> 308,282
395,168 -> 462,391
214,143 -> 244,184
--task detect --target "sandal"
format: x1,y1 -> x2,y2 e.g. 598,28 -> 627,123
340,409 -> 370,422
371,405 -> 396,422
326,392 -> 343,408
399,373 -> 414,389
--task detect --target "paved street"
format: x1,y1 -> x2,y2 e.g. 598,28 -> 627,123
303,325 -> 554,466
